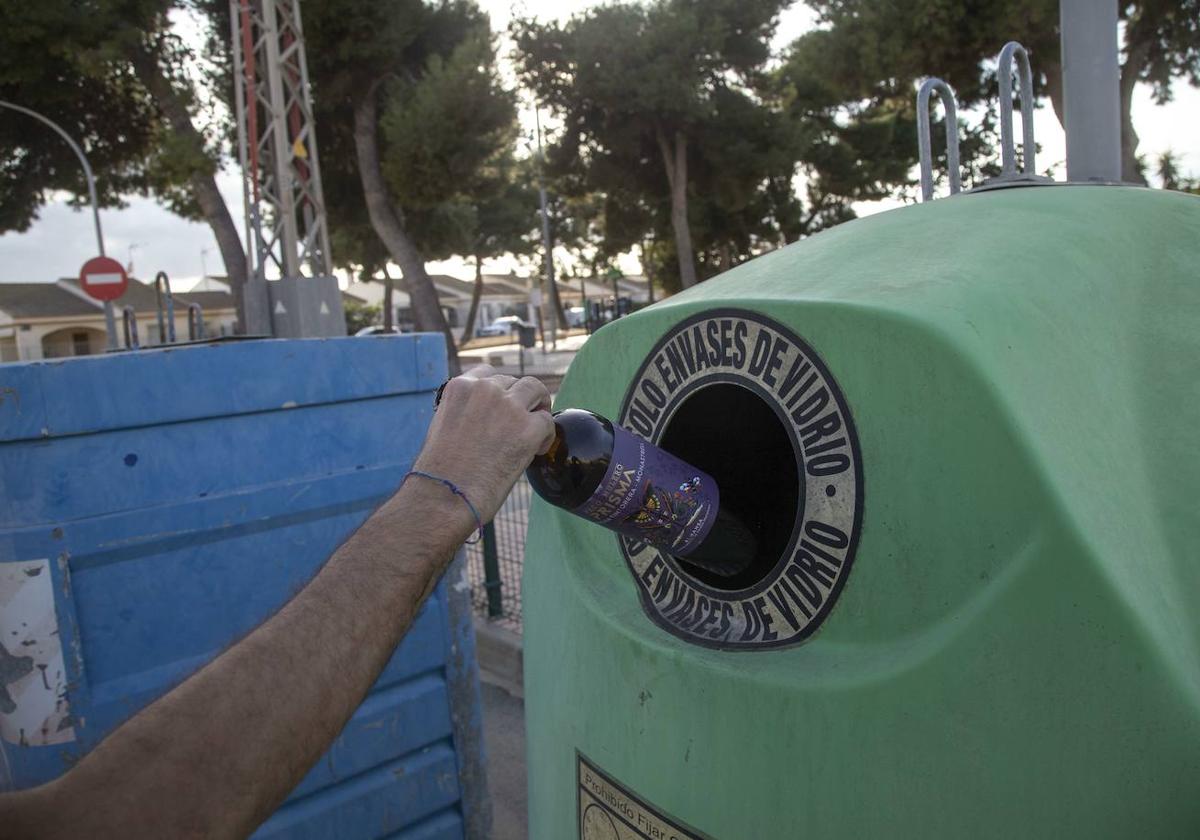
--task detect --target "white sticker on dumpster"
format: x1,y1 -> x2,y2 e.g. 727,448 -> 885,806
0,559 -> 76,746
578,753 -> 712,840
618,308 -> 863,650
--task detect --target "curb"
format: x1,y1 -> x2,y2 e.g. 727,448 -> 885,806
473,618 -> 524,699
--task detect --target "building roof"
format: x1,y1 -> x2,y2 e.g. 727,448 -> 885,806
346,275 -> 532,306
188,276 -> 231,293
342,281 -> 413,308
0,283 -> 102,318
175,290 -> 237,311
58,278 -> 235,315
480,274 -> 532,294
0,279 -> 235,322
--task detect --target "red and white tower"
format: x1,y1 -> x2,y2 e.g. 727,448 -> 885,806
230,0 -> 338,336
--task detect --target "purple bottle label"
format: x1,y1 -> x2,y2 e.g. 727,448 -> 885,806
573,424 -> 719,557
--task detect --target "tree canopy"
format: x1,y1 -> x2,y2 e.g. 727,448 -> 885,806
783,0 -> 1200,194
1,0 -> 251,322
0,1 -> 157,233
513,0 -> 796,289
4,0 -> 1198,332
304,0 -> 521,368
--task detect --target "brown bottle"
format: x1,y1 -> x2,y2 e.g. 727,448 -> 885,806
526,408 -> 756,577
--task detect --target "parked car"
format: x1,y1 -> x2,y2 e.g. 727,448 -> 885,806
565,307 -> 586,328
354,325 -> 404,336
475,316 -> 534,337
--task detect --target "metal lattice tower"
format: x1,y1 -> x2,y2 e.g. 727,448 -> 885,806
230,0 -> 332,305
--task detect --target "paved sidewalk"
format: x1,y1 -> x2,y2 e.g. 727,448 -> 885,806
460,332 -> 590,381
481,680 -> 528,840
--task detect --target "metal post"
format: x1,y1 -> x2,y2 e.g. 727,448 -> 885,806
289,0 -> 333,275
480,522 -> 503,618
230,1 -> 254,272
103,302 -> 118,348
261,1 -> 300,280
188,303 -> 206,340
153,272 -> 176,343
0,100 -> 117,349
122,306 -> 140,350
534,109 -> 557,351
1060,0 -> 1121,181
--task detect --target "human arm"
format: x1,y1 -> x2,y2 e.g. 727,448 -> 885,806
0,367 -> 553,839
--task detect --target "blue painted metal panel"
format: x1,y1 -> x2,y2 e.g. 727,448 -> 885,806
0,337 -> 488,838
384,810 -> 466,840
254,742 -> 462,839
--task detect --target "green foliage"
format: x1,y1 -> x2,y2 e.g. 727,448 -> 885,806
514,0 -> 816,284
1157,150 -> 1200,194
381,33 -> 515,209
381,28 -> 532,263
0,1 -> 160,231
307,0 -> 530,274
784,0 -> 1200,197
343,300 -> 382,333
470,166 -> 538,262
1132,0 -> 1200,104
0,0 -> 233,232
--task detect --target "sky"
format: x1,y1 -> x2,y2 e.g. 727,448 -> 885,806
1,1 -> 1198,288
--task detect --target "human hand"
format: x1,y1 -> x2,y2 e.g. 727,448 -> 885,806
412,365 -> 555,524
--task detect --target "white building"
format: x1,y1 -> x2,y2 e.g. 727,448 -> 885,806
344,273 -> 537,338
0,278 -> 238,363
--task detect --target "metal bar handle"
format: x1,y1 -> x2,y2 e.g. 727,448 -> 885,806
188,303 -> 206,341
154,271 -> 177,343
122,306 -> 140,350
917,78 -> 962,201
998,41 -> 1037,177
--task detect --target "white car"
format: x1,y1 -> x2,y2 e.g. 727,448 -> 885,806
476,316 -> 534,337
354,325 -> 404,336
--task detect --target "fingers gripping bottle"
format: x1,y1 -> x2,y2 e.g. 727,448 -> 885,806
527,409 -> 756,577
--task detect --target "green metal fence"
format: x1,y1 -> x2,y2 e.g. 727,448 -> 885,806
465,475 -> 530,632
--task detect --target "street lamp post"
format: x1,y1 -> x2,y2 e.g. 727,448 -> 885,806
0,100 -> 118,348
534,108 -> 557,351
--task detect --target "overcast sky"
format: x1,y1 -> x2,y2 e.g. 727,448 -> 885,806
2,1 -> 1197,288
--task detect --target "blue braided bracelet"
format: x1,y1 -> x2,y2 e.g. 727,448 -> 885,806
404,470 -> 484,544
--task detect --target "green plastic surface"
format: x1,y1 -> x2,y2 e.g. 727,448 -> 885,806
524,186 -> 1200,838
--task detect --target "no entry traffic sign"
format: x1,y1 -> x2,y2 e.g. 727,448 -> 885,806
79,256 -> 128,302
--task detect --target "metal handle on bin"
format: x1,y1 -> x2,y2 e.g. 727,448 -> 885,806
122,306 -> 140,350
154,271 -> 176,344
917,78 -> 962,202
998,41 -> 1037,179
188,303 -> 205,341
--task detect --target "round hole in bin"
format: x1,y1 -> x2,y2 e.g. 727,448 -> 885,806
658,381 -> 800,592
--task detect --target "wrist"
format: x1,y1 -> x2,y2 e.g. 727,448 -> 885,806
388,472 -> 479,549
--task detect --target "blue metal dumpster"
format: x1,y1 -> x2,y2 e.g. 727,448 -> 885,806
0,336 -> 488,839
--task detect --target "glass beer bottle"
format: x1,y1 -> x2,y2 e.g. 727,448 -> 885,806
526,408 -> 757,577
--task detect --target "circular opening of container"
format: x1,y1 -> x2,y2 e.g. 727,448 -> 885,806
658,381 -> 800,591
